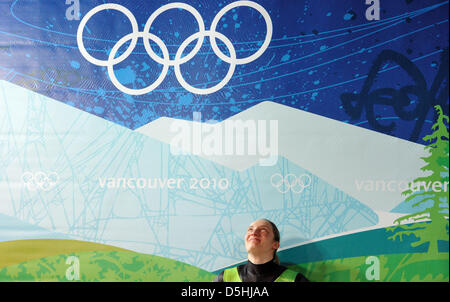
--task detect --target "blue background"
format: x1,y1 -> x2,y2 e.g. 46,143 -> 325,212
0,0 -> 448,142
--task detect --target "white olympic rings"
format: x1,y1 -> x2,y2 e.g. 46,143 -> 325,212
270,173 -> 312,194
22,171 -> 59,191
76,1 -> 272,95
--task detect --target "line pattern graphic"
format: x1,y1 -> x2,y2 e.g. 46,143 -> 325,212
0,80 -> 378,271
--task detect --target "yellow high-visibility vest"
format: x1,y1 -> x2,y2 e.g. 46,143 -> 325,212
223,267 -> 298,282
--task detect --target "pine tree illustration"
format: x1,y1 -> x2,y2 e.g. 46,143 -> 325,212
387,105 -> 449,255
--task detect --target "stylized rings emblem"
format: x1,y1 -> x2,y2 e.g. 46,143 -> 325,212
270,173 -> 312,194
22,171 -> 59,191
76,1 -> 272,95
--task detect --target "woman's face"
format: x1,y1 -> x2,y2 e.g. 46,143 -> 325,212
244,219 -> 280,255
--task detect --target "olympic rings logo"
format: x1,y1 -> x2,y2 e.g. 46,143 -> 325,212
76,1 -> 273,95
22,172 -> 59,191
270,173 -> 312,194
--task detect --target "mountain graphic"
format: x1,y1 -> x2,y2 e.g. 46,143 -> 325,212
0,80 -> 423,271
136,100 -> 427,212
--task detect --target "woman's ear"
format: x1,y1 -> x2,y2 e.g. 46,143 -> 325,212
273,241 -> 280,250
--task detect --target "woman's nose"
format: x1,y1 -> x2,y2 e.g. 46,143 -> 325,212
249,229 -> 261,236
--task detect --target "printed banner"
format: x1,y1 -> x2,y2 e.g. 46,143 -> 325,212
0,0 -> 448,282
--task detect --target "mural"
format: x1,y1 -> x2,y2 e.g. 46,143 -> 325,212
0,0 -> 448,282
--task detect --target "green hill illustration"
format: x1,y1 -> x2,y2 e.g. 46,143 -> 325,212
0,239 -> 215,282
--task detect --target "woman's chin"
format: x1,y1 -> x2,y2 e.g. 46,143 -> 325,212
245,242 -> 262,252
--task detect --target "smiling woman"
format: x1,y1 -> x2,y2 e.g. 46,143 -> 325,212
245,219 -> 281,265
213,219 -> 309,282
